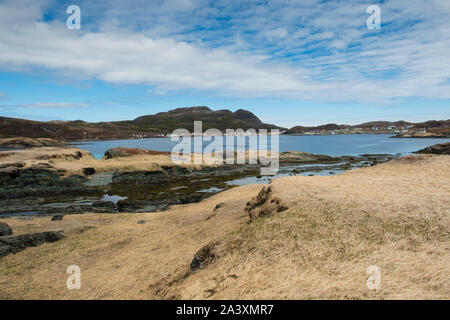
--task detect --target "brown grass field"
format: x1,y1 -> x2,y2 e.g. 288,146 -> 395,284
0,154 -> 449,299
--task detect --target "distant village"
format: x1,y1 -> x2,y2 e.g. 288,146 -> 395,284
295,124 -> 425,136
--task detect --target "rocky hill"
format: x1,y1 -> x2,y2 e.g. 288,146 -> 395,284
133,106 -> 281,132
0,107 -> 284,142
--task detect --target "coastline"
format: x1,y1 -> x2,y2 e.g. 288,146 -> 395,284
1,153 -> 448,299
0,146 -> 391,217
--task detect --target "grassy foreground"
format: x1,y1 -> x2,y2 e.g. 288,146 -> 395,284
0,154 -> 449,299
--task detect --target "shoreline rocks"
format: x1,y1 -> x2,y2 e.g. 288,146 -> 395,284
0,147 -> 394,217
415,142 -> 450,155
104,147 -> 170,159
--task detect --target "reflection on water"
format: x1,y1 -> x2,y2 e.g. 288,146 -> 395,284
226,165 -> 350,186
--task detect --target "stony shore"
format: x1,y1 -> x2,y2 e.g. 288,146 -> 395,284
0,146 -> 391,217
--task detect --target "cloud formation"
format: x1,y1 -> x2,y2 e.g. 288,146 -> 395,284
0,0 -> 449,103
18,102 -> 89,109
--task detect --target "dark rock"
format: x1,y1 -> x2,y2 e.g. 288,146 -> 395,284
0,162 -> 25,169
116,199 -> 141,211
44,231 -> 65,242
0,222 -> 13,236
190,241 -> 219,271
178,194 -> 205,204
137,220 -> 146,224
61,205 -> 89,214
190,256 -> 201,271
0,231 -> 64,258
104,147 -> 170,159
91,201 -> 117,213
83,167 -> 95,175
116,199 -> 169,213
213,203 -> 225,211
51,214 -> 63,221
415,142 -> 450,155
245,186 -> 288,221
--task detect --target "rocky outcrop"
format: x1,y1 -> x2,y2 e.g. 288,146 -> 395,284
245,186 -> 288,221
0,222 -> 12,236
0,145 -> 392,217
0,231 -> 64,258
104,147 -> 170,159
415,142 -> 450,155
280,151 -> 338,164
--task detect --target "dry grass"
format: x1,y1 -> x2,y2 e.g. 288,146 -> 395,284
161,154 -> 450,299
0,147 -> 278,176
0,184 -> 262,299
0,147 -> 206,176
0,154 -> 449,299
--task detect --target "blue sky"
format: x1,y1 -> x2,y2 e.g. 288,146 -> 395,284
0,0 -> 449,127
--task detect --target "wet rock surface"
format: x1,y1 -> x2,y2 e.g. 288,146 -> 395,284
0,149 -> 393,217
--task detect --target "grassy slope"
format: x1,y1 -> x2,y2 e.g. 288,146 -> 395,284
0,155 -> 449,299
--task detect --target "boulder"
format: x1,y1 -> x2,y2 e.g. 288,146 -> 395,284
0,222 -> 13,236
0,231 -> 64,258
189,241 -> 223,271
51,214 -> 63,221
83,167 -> 95,175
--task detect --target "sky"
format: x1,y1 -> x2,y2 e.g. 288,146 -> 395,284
0,0 -> 449,127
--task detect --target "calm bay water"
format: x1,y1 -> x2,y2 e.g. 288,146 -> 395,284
72,134 -> 450,159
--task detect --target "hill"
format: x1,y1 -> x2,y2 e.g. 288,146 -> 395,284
287,119 -> 450,137
0,107 -> 284,141
133,106 -> 281,132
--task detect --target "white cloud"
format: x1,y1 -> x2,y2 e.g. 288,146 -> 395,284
19,102 -> 89,109
0,0 -> 449,103
265,28 -> 288,39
